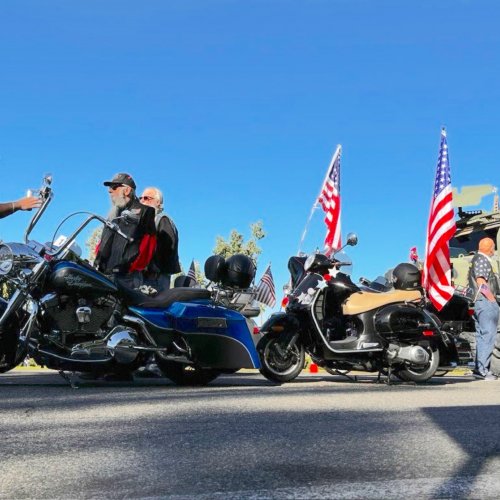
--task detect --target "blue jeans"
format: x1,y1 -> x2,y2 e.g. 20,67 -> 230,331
473,298 -> 500,375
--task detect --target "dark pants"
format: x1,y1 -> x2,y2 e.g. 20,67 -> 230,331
143,273 -> 171,293
112,271 -> 144,290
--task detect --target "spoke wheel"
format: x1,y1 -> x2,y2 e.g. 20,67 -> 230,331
0,313 -> 26,374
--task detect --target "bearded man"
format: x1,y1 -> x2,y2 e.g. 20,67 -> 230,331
94,173 -> 156,289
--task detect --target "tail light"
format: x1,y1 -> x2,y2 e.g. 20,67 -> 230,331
468,308 -> 475,317
281,296 -> 289,308
252,326 -> 260,335
422,330 -> 434,337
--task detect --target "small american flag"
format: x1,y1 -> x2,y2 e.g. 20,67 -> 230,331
255,264 -> 276,308
187,260 -> 196,281
318,146 -> 342,254
422,129 -> 456,311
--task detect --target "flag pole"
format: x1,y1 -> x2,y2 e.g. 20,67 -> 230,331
297,144 -> 341,255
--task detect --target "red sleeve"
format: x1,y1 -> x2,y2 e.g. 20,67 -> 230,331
129,234 -> 157,272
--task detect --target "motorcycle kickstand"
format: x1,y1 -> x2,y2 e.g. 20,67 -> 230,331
380,366 -> 392,386
58,370 -> 79,389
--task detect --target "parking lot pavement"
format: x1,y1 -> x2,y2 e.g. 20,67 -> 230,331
1,369 -> 500,499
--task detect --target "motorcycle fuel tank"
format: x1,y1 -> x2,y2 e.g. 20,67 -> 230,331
48,262 -> 118,296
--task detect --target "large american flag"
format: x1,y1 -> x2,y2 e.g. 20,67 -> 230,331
422,129 -> 456,311
255,264 -> 276,308
318,146 -> 342,254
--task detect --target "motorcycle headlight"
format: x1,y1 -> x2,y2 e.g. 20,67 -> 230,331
0,244 -> 14,276
303,253 -> 330,273
303,254 -> 316,272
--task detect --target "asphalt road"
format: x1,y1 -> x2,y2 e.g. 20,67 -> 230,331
1,369 -> 500,499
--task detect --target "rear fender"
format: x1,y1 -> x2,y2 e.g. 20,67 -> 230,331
433,331 -> 460,366
422,309 -> 460,364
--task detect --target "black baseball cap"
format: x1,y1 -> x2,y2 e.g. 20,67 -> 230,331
103,172 -> 136,190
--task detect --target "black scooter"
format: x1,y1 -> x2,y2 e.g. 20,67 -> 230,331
258,234 -> 459,384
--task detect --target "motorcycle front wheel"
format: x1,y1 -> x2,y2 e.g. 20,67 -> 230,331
259,335 -> 305,383
155,357 -> 221,386
0,312 -> 26,373
396,345 -> 440,382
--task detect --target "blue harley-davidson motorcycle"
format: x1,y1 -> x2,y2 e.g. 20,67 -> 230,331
0,177 -> 264,386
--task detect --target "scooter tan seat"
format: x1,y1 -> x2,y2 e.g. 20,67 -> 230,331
342,289 -> 422,315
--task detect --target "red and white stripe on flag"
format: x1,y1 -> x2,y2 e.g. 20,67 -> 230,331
422,129 -> 456,311
318,146 -> 342,254
255,264 -> 276,308
187,260 -> 196,281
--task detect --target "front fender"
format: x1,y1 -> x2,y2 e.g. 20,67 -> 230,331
260,312 -> 300,335
258,312 -> 301,353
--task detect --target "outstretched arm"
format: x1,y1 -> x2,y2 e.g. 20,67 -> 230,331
0,196 -> 42,219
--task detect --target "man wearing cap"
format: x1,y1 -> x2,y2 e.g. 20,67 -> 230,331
95,173 -> 157,289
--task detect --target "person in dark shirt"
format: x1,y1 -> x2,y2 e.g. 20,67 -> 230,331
139,186 -> 180,292
94,173 -> 157,289
467,237 -> 500,380
0,195 -> 41,219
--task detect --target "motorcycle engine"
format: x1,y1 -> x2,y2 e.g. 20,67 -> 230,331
40,293 -> 119,343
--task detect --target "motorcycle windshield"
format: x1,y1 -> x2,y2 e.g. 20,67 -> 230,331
332,251 -> 353,276
291,273 -> 322,302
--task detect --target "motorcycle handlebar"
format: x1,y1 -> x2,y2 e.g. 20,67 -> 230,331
103,219 -> 134,243
332,260 -> 352,268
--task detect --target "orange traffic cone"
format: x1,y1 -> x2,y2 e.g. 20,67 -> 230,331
309,363 -> 319,373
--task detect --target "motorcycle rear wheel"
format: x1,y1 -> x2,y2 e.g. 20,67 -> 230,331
259,335 -> 305,383
155,357 -> 221,386
397,345 -> 440,383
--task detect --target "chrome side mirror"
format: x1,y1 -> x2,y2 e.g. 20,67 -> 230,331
346,232 -> 358,246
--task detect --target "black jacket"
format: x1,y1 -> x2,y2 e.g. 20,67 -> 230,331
147,212 -> 181,275
95,197 -> 156,274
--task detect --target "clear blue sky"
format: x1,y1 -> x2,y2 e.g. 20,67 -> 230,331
1,0 -> 499,317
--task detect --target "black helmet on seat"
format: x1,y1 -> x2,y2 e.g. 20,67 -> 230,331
224,254 -> 256,289
204,255 -> 227,283
392,263 -> 422,290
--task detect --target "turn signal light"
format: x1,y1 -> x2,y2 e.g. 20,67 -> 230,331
422,330 -> 434,336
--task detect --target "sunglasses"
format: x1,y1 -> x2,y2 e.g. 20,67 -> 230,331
109,184 -> 125,191
140,195 -> 155,201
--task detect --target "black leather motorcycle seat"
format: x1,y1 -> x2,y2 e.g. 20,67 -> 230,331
342,289 -> 422,315
117,284 -> 211,308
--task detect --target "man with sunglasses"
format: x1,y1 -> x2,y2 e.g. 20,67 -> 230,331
94,173 -> 157,289
139,186 -> 180,292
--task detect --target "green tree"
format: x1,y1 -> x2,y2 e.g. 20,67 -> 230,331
213,220 -> 266,262
85,226 -> 103,263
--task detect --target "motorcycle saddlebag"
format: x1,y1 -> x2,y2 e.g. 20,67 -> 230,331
374,303 -> 427,337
